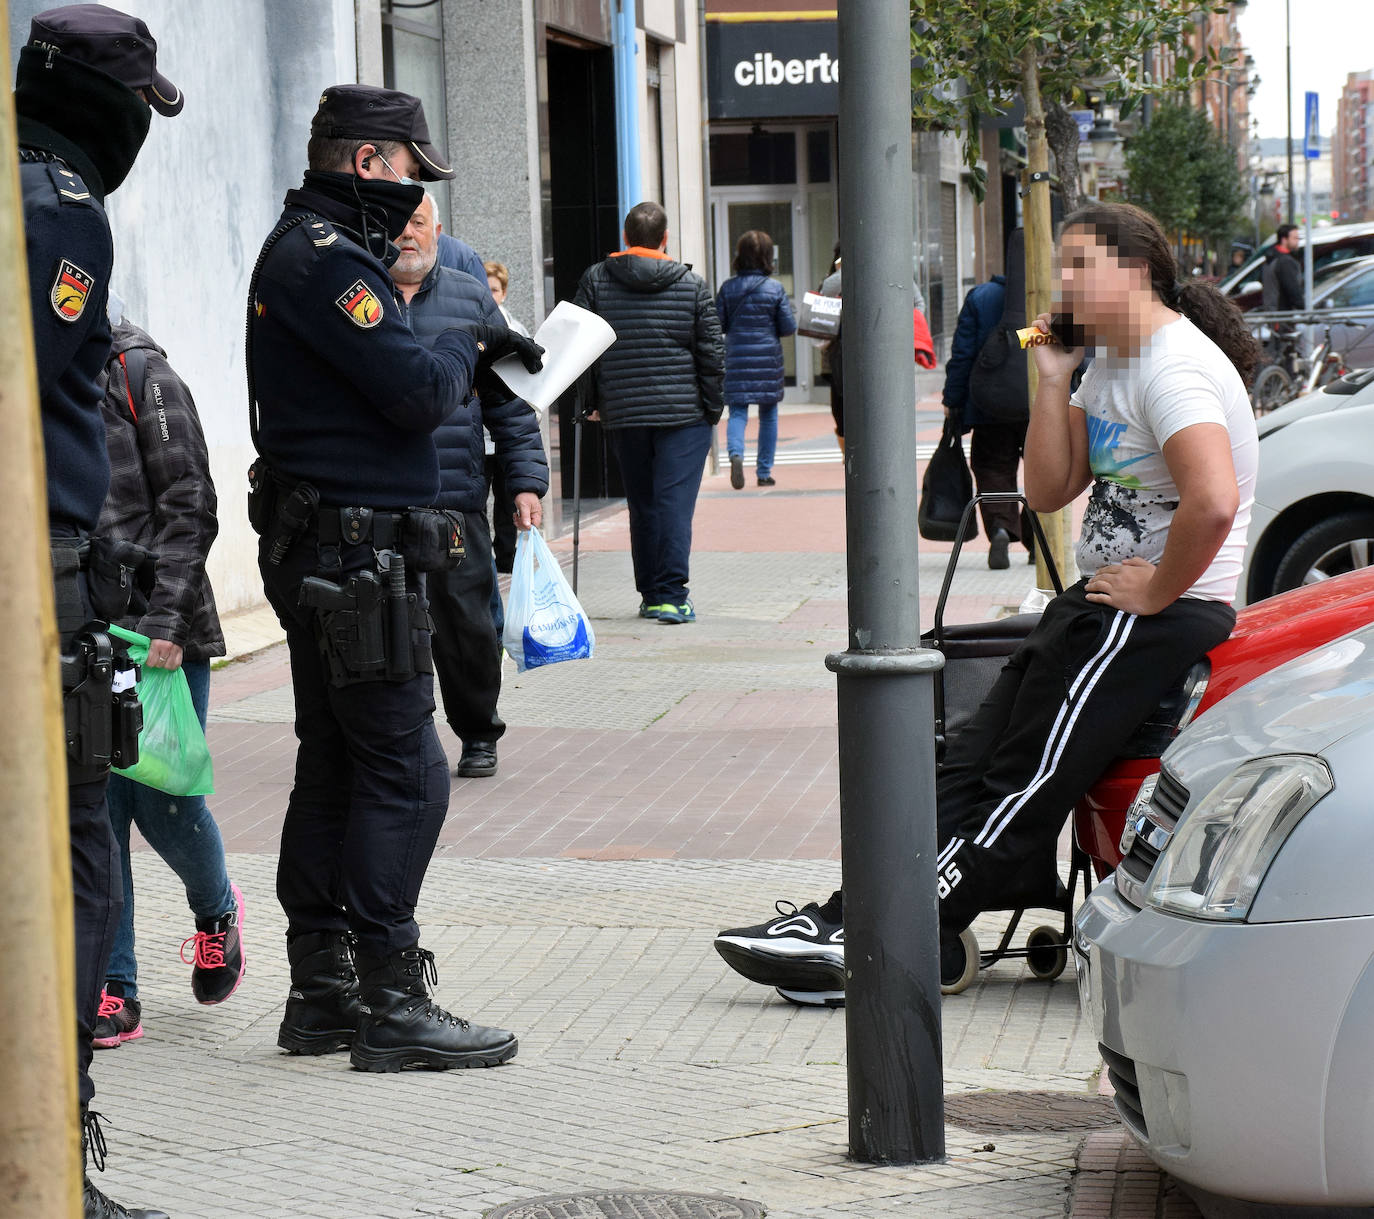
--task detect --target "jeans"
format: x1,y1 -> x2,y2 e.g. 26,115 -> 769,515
106,659 -> 234,998
725,402 -> 779,479
609,421 -> 713,604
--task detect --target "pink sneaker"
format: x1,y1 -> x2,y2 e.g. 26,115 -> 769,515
92,987 -> 143,1049
181,882 -> 246,1005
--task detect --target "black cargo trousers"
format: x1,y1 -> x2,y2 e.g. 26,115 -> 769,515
260,526 -> 449,961
935,579 -> 1235,935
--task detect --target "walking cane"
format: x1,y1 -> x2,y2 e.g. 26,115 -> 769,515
571,383 -> 585,595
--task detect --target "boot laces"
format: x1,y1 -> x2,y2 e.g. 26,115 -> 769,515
401,948 -> 470,1030
83,1108 -> 109,1172
97,989 -> 124,1019
181,927 -> 228,969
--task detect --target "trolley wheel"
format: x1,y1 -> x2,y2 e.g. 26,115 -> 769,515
1025,924 -> 1068,981
1250,363 -> 1293,415
940,927 -> 980,996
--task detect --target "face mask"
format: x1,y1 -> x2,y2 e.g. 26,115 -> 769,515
352,176 -> 425,248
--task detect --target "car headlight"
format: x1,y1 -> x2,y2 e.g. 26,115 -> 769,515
1144,756 -> 1332,921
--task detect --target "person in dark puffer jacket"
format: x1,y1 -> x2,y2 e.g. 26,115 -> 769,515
716,230 -> 796,490
393,193 -> 549,778
574,201 -> 725,624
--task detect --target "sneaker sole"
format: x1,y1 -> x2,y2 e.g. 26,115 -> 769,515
195,881 -> 247,1006
278,1026 -> 355,1055
348,1036 -> 518,1073
92,1024 -> 143,1050
714,940 -> 845,991
776,987 -> 845,1008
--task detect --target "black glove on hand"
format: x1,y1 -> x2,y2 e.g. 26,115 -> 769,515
466,323 -> 545,373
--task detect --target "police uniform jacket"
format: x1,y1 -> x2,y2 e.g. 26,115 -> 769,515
22,154 -> 113,531
715,270 -> 796,407
573,250 -> 725,429
250,183 -> 481,510
98,321 -> 225,661
404,264 -> 549,514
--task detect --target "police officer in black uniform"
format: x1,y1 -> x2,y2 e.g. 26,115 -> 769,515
249,85 -> 541,1073
17,6 -> 180,1216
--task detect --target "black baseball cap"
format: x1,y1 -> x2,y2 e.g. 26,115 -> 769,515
310,84 -> 454,182
29,4 -> 182,116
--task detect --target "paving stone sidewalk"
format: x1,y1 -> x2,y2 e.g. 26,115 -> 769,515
97,403 -> 1196,1217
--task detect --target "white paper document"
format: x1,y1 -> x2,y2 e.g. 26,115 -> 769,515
492,301 -> 617,412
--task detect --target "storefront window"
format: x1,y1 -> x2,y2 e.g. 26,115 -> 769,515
710,130 -> 797,186
382,3 -> 450,223
806,128 -> 831,184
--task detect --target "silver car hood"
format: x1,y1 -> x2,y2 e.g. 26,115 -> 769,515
1162,625 -> 1374,789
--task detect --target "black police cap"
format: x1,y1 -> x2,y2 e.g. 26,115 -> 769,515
311,84 -> 455,182
29,4 -> 182,116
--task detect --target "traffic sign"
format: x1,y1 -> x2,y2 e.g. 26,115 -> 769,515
1304,91 -> 1320,159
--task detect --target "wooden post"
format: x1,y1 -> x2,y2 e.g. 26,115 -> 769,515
0,0 -> 83,1212
1021,48 -> 1075,587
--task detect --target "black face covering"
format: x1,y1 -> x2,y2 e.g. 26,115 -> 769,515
14,46 -> 151,201
300,171 -> 424,261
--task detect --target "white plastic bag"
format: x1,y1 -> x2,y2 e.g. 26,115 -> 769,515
502,527 -> 595,673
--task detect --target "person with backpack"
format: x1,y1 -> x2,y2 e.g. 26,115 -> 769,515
942,231 -> 1033,569
94,313 -> 243,1050
716,230 -> 796,489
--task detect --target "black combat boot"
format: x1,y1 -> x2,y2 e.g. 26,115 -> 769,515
81,1109 -> 169,1219
350,946 -> 518,1073
277,930 -> 361,1055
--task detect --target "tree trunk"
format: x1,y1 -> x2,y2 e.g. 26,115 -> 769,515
1046,102 -> 1082,214
1021,49 -> 1075,588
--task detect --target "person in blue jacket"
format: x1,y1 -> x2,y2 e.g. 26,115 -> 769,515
716,230 -> 797,489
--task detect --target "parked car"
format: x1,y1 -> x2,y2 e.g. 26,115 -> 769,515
1074,622 -> 1374,1207
1241,367 -> 1374,604
1220,221 -> 1374,311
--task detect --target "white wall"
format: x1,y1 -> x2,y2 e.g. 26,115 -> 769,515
9,0 -> 357,613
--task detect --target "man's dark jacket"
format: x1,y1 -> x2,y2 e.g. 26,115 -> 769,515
573,250 -> 725,428
97,320 -> 225,660
403,263 -> 548,512
1262,247 -> 1304,310
942,276 -> 1006,431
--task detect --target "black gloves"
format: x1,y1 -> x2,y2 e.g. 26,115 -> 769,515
465,323 -> 545,373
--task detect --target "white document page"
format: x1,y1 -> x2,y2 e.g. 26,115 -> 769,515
492,300 -> 617,413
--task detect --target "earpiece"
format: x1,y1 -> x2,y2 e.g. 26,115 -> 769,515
361,156 -> 372,169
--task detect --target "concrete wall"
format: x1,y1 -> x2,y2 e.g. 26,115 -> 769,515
9,0 -> 356,612
440,0 -> 544,332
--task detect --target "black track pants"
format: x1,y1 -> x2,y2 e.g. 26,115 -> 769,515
935,581 -> 1235,934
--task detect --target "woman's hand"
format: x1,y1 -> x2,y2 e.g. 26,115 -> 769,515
1084,557 -> 1167,615
1027,313 -> 1083,381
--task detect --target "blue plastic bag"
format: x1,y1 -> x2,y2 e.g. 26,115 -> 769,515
108,625 -> 215,796
502,527 -> 595,673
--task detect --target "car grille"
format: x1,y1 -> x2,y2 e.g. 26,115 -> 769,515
1099,1042 -> 1149,1140
1116,767 -> 1189,908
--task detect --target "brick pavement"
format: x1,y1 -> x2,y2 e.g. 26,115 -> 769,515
97,402 -> 1189,1218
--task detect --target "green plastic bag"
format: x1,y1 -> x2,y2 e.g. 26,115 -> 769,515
108,625 -> 214,796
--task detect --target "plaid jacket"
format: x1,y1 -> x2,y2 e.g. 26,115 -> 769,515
96,320 -> 224,659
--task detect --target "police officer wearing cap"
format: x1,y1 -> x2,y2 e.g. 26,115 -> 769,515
17,5 -> 180,1216
248,84 -> 541,1073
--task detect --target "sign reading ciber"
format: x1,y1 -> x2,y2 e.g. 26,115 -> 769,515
706,19 -> 839,119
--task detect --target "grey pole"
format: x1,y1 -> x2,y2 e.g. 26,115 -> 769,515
826,0 -> 945,1165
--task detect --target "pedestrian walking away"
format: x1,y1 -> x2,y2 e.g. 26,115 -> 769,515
716,229 -> 796,489
390,193 -> 549,782
574,200 -> 725,624
716,201 -> 1260,1006
246,83 -> 541,1073
94,312 -> 243,1053
18,4 -> 182,1214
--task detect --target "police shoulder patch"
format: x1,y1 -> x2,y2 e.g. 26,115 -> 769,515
335,279 -> 383,329
51,259 -> 94,323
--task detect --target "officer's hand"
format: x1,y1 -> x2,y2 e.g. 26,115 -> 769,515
469,324 -> 545,374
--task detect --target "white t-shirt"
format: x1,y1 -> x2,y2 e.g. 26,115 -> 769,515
1069,317 -> 1258,603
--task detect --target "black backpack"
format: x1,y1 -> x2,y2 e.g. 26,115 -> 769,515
967,228 -> 1030,424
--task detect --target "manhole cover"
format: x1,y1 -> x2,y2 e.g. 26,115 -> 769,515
944,1090 -> 1118,1133
486,1191 -> 764,1219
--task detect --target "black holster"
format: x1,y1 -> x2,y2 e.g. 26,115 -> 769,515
299,554 -> 432,688
61,624 -> 142,784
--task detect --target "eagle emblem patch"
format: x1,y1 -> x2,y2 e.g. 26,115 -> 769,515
51,259 -> 93,322
336,279 -> 383,329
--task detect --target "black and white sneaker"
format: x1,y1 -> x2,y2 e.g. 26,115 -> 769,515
714,893 -> 845,992
776,986 -> 845,1008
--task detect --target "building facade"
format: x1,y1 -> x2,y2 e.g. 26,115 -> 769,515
1334,70 -> 1374,223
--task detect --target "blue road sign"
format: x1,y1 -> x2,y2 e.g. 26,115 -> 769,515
1071,110 -> 1094,140
1304,91 -> 1320,159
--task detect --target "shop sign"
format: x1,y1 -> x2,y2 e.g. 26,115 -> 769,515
706,20 -> 839,119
